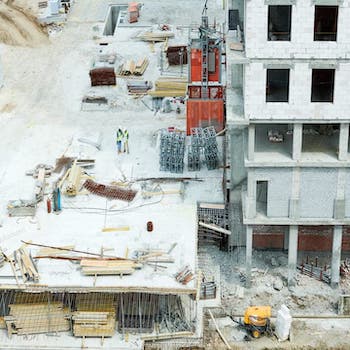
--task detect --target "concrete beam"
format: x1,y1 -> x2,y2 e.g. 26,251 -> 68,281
288,225 -> 298,287
331,225 -> 343,288
245,225 -> 253,288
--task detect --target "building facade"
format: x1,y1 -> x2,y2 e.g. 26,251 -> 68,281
227,0 -> 350,288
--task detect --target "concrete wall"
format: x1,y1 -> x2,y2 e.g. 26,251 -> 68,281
245,0 -> 350,59
244,62 -> 350,120
250,168 -> 344,219
254,168 -> 292,217
299,169 -> 338,218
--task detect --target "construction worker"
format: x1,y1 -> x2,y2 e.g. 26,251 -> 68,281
116,127 -> 124,154
123,128 -> 129,153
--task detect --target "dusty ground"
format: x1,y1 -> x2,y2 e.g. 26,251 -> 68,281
198,245 -> 350,349
0,0 -> 48,46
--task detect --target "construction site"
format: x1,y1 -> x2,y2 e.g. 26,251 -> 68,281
0,0 -> 350,349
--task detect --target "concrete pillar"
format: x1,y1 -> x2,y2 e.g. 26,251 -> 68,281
248,124 -> 255,161
246,170 -> 256,218
288,225 -> 298,287
338,123 -> 349,161
245,225 -> 253,288
331,225 -> 343,288
292,124 -> 302,160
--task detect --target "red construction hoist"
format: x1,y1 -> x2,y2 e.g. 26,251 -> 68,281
186,0 -> 225,135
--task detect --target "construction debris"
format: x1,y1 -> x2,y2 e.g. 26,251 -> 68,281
83,179 -> 137,202
4,302 -> 70,337
7,200 -> 37,217
148,77 -> 187,97
136,30 -> 174,42
78,132 -> 102,150
200,281 -> 217,299
127,80 -> 152,95
297,257 -> 331,284
26,164 -> 53,178
175,266 -> 194,285
82,96 -> 109,111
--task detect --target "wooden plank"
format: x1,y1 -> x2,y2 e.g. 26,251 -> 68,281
198,222 -> 231,235
199,202 -> 225,210
101,226 -> 130,232
208,310 -> 232,349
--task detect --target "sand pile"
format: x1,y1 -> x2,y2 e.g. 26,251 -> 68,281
0,0 -> 48,46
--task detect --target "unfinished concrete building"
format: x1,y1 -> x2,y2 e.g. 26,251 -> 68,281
227,0 -> 350,288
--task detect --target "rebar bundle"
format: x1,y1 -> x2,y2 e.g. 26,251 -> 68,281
159,129 -> 186,173
83,179 -> 137,202
203,126 -> 219,170
188,127 -> 219,171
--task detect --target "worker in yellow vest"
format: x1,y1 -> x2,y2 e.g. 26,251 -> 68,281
123,128 -> 129,153
116,127 -> 124,154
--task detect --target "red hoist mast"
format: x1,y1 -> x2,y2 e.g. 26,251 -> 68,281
186,0 -> 225,135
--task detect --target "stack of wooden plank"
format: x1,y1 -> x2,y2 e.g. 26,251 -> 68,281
118,58 -> 149,76
127,80 -> 152,95
4,302 -> 70,337
80,258 -> 142,275
14,247 -> 39,282
148,77 -> 187,97
136,31 -> 174,42
72,294 -> 116,337
72,311 -> 115,337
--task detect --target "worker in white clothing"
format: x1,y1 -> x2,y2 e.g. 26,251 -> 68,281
123,128 -> 129,153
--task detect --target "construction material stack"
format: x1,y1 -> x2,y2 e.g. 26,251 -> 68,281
72,294 -> 116,337
186,0 -> 225,135
159,129 -> 186,173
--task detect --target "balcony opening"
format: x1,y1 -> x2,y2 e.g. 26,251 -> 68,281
256,181 -> 268,216
314,6 -> 338,41
255,124 -> 293,158
311,69 -> 335,103
268,5 -> 292,41
266,69 -> 290,102
302,124 -> 339,159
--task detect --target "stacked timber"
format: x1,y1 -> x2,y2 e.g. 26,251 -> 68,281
148,77 -> 187,97
80,258 -> 142,275
4,302 -> 70,337
136,31 -> 174,42
63,161 -> 83,196
14,247 -> 39,282
118,58 -> 149,76
72,294 -> 116,338
127,80 -> 152,95
72,311 -> 115,337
